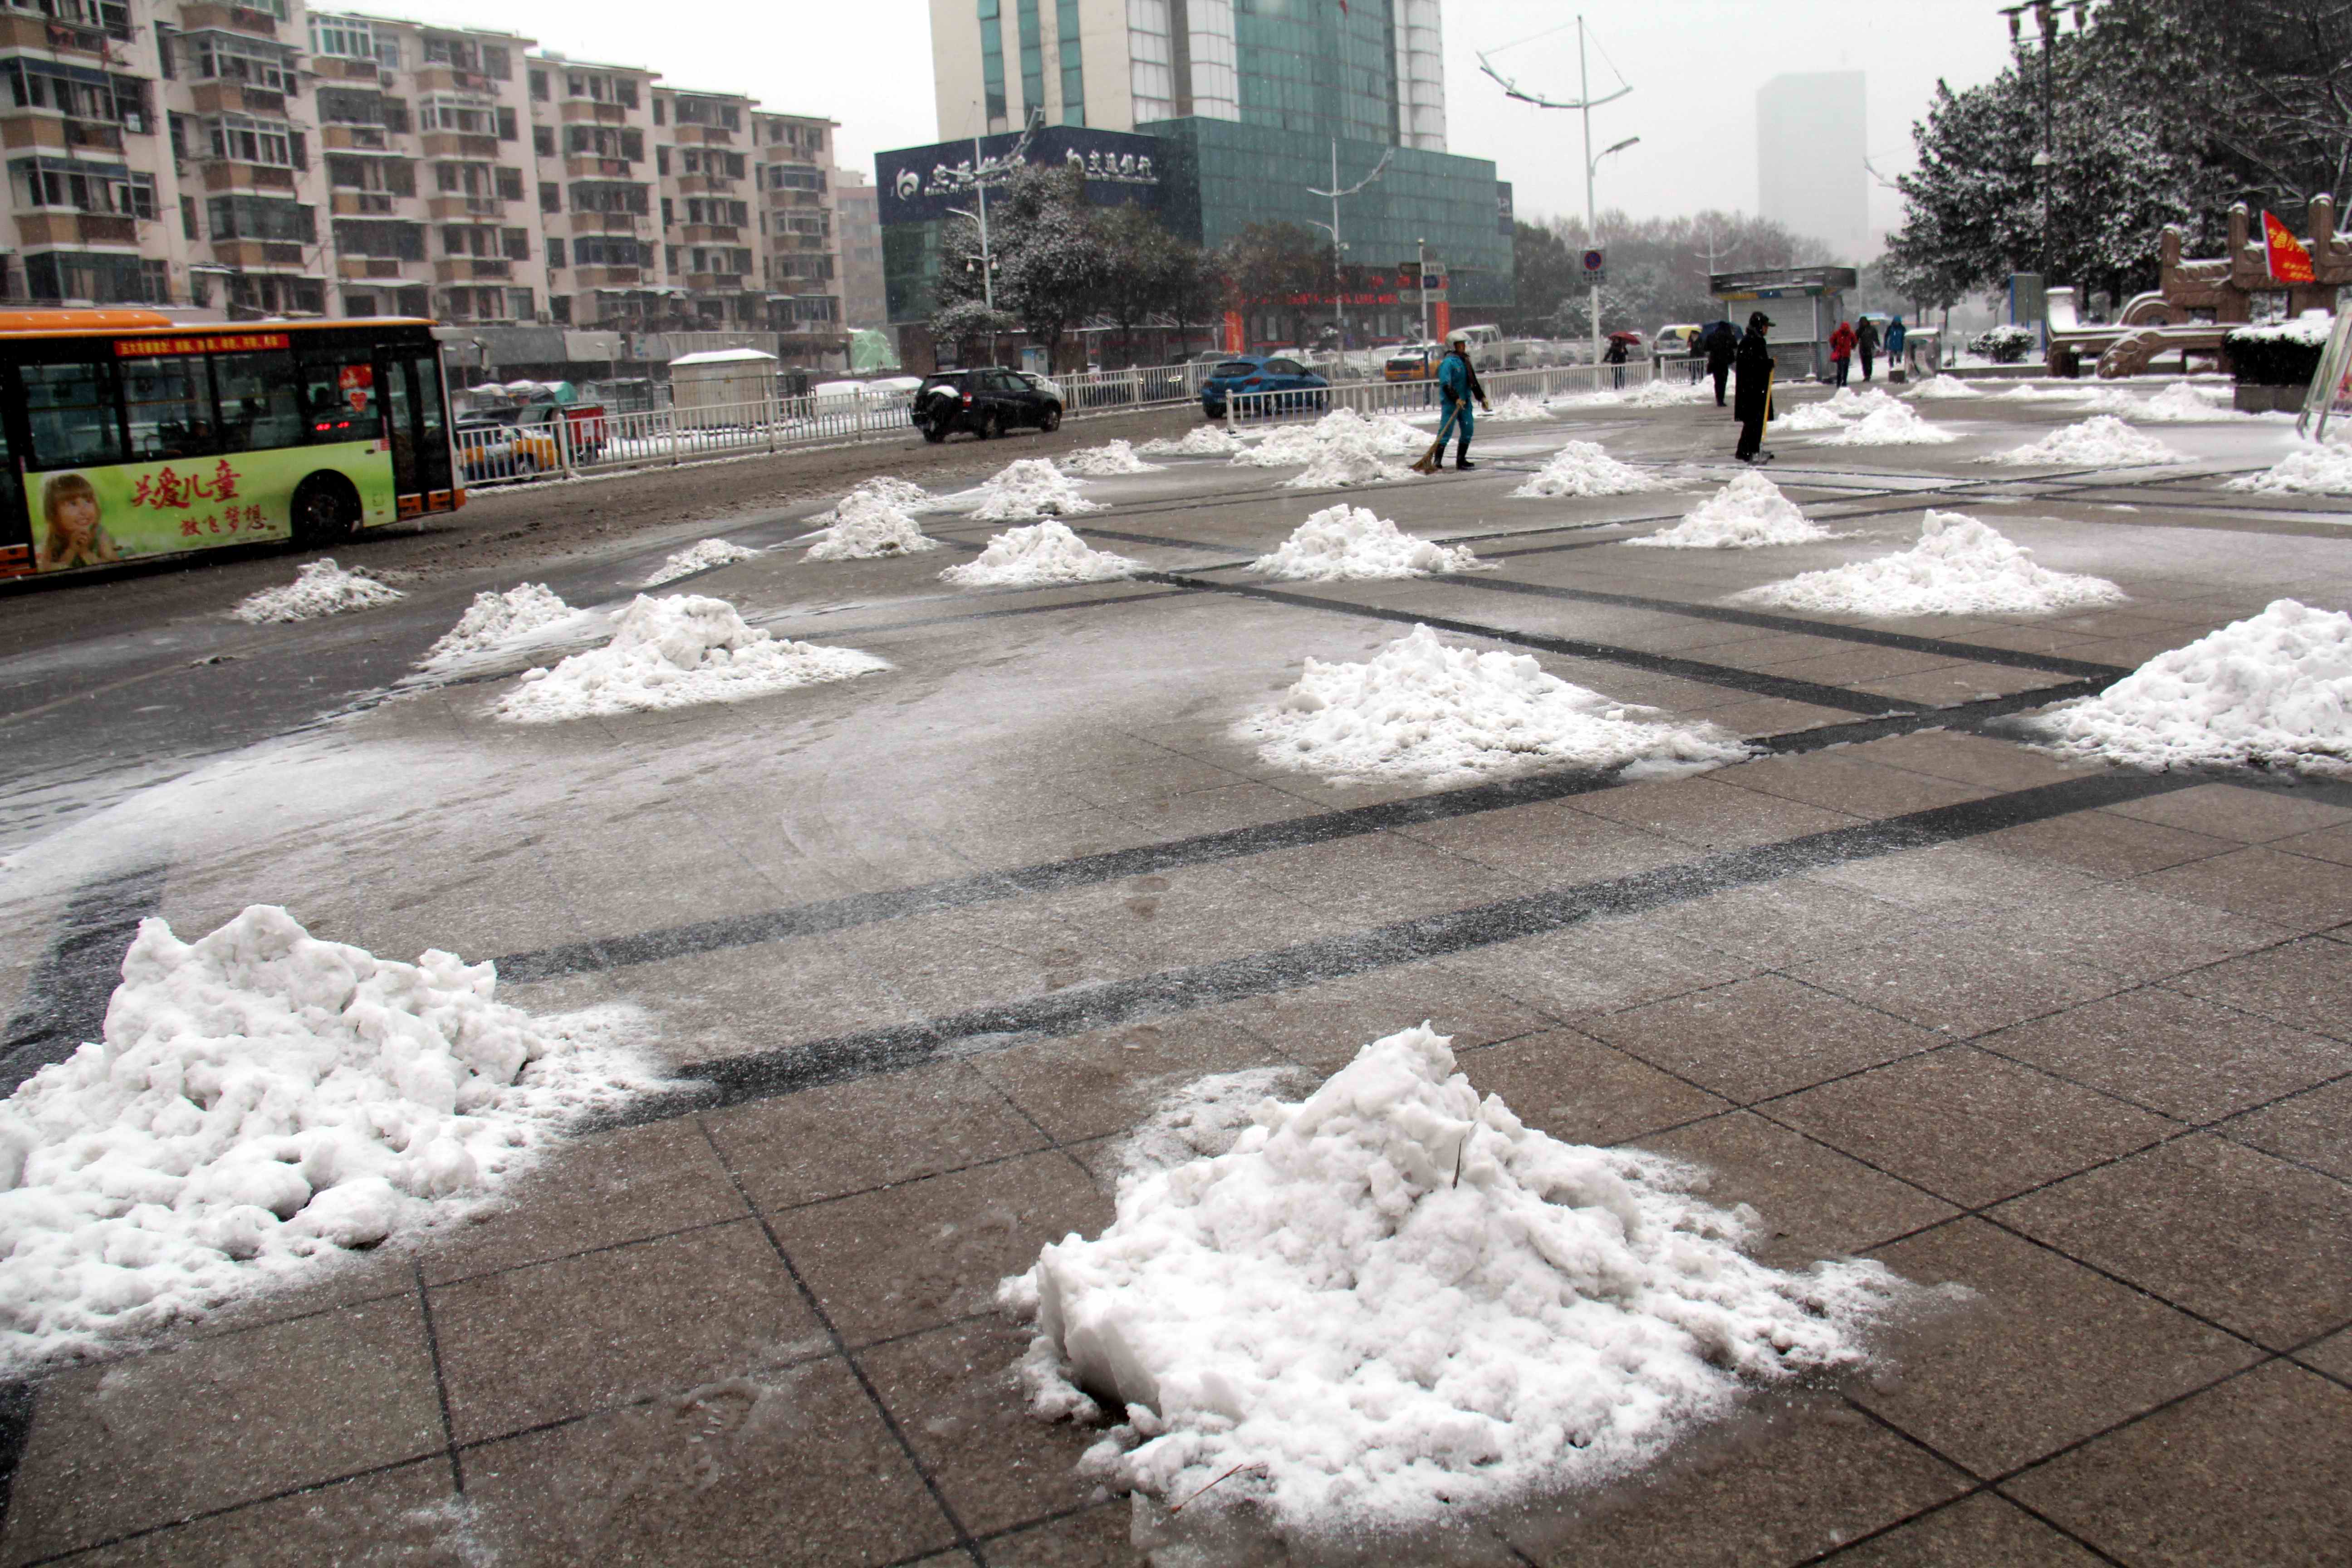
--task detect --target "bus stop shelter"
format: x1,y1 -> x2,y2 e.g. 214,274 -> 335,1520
1708,266 -> 1859,383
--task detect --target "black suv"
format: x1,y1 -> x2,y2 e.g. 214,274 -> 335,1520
912,368 -> 1063,442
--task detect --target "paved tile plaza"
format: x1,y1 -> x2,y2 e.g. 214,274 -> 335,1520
0,390 -> 2348,1564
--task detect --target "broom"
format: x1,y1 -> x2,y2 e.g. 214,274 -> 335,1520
1409,400 -> 1460,475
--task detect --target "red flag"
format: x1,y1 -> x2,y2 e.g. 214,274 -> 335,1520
2263,209 -> 2317,284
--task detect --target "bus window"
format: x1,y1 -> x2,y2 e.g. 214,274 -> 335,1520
20,359 -> 123,470
211,350 -> 305,453
408,354 -> 450,492
122,354 -> 217,461
296,349 -> 379,445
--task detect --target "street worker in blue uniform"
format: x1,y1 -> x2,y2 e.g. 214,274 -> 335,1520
1436,332 -> 1491,470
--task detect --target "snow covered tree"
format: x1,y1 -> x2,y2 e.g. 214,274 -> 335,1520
1217,223 -> 1331,348
1513,211 -> 1819,338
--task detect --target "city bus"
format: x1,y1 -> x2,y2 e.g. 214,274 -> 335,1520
0,311 -> 463,582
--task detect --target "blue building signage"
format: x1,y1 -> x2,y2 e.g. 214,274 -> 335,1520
876,126 -> 1166,226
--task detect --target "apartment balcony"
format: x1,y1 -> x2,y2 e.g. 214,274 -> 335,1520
312,57 -> 379,84
0,13 -> 128,57
763,187 -> 826,209
420,132 -> 501,160
211,240 -> 310,268
677,225 -> 740,244
426,194 -> 508,220
571,265 -> 642,288
321,125 -> 402,152
564,156 -> 634,180
200,163 -> 297,193
178,4 -> 281,39
337,256 -> 417,280
434,256 -> 512,282
672,174 -> 740,196
13,211 -> 142,248
191,82 -> 289,118
669,125 -> 735,147
330,190 -> 404,215
682,272 -> 749,293
569,210 -> 647,233
559,101 -> 629,125
415,66 -> 498,95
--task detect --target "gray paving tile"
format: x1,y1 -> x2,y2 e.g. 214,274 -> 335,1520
2165,935 -> 2352,1035
2003,1362 -> 2352,1568
1455,1028 -> 1731,1146
1236,828 -> 1539,922
20,1462 -> 460,1568
1824,1492 -> 2107,1565
970,1015 -> 1290,1146
1209,960 -> 1556,1069
1859,1219 -> 2260,1476
1766,1048 -> 2174,1209
1587,975 -> 1949,1104
1391,800 -> 1686,887
2294,1325 -> 2352,1385
1788,925 -> 2127,1039
1452,918 -> 1757,1024
1983,987 -> 2352,1123
1716,753 -> 1993,822
1973,809 -> 2235,880
1993,1135 -> 2352,1349
976,1505 -> 1148,1566
2215,1076 -> 2352,1181
1571,775 -> 1862,852
2101,782 -> 2352,843
1806,843 -> 2100,915
1641,876 -> 1924,969
2134,845 -> 2352,933
1859,730 -> 2104,793
1984,885 -> 2293,984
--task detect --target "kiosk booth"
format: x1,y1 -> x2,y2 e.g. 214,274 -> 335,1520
1706,266 -> 1859,383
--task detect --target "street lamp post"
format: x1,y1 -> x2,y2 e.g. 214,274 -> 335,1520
1306,142 -> 1392,351
1417,236 -> 1429,345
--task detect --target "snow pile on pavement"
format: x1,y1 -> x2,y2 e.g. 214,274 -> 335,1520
814,475 -> 934,519
497,593 -> 887,721
2227,440 -> 2352,495
1513,442 -> 1671,499
1814,402 -> 1959,446
231,559 -> 404,624
1236,624 -> 1750,784
1061,440 -> 1165,476
643,539 -> 761,585
2001,382 -> 2142,416
1553,378 -> 1713,410
2029,599 -> 2352,774
966,459 -> 1101,520
1483,394 -> 1553,422
1907,376 -> 1984,401
804,486 -> 941,560
1628,472 -> 1836,549
1735,511 -> 2127,616
1003,1025 -> 1896,1525
1140,426 -> 1245,457
1284,443 -> 1416,489
2134,382 -> 2238,421
938,519 -> 1142,588
1231,409 -> 1425,469
1771,401 -> 1853,432
1984,415 -> 2187,467
0,904 -> 653,1368
1248,505 -> 1486,581
1511,440 -> 1672,498
420,583 -> 578,667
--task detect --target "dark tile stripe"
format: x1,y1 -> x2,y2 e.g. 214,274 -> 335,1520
598,769 -> 2195,1124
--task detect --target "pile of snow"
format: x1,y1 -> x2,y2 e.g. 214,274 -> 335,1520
2029,599 -> 2352,774
231,560 -> 404,624
1628,472 -> 1836,550
1734,511 -> 2127,617
813,475 -> 933,519
1285,444 -> 1416,489
967,459 -> 1100,520
1907,376 -> 1984,401
1231,409 -> 1425,469
1776,387 -> 1900,431
1511,440 -> 1671,498
497,593 -> 887,722
1814,402 -> 1959,446
644,539 -> 761,586
939,519 -> 1141,588
1552,378 -> 1712,410
2134,382 -> 2238,421
804,486 -> 940,560
1004,1026 -> 1896,1525
0,904 -> 652,1368
2000,382 -> 2139,415
420,583 -> 577,667
1985,415 -> 2187,467
1140,426 -> 1244,457
1771,401 -> 1853,432
2227,441 -> 2352,496
1482,394 -> 1553,422
1061,440 -> 1164,476
1248,505 -> 1486,581
1236,625 -> 1749,785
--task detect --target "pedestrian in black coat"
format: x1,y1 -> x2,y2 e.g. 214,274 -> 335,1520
1734,312 -> 1775,463
1704,320 -> 1737,407
1857,315 -> 1881,382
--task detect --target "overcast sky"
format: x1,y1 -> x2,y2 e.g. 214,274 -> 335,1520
423,0 -> 2018,238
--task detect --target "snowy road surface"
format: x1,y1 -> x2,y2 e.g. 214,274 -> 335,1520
1,381 -> 2349,1565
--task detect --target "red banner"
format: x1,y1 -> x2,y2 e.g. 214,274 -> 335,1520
2262,210 -> 2317,285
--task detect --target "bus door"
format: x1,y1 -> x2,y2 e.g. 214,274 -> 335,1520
377,348 -> 452,512
0,368 -> 27,579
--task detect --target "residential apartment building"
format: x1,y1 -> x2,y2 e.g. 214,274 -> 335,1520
0,0 -> 849,363
833,168 -> 884,329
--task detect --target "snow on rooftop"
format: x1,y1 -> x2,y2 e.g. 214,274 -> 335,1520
1733,511 -> 2127,617
0,904 -> 655,1370
643,538 -> 763,586
1002,1025 -> 1898,1526
1982,415 -> 2188,467
1236,624 -> 1750,785
1510,440 -> 1672,499
231,559 -> 405,624
2028,598 -> 2352,774
1060,440 -> 1164,476
1627,471 -> 1838,549
496,593 -> 888,722
1247,504 -> 1486,581
938,519 -> 1140,588
669,348 -> 779,367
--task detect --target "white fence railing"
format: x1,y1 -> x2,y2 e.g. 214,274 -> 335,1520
1219,358 -> 1671,422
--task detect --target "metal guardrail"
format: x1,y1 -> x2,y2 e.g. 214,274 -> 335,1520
1219,359 -> 1669,422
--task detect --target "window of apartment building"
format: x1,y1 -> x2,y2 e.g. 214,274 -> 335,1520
496,165 -> 522,200
529,69 -> 548,102
179,194 -> 196,238
308,16 -> 372,60
565,72 -> 638,109
685,198 -> 748,226
573,236 -> 642,265
655,146 -> 668,176
659,197 -> 671,227
10,157 -> 155,218
314,87 -> 382,125
441,224 -> 498,256
418,95 -> 496,135
672,98 -> 742,132
421,35 -> 481,72
376,39 -> 401,69
650,96 -> 663,125
25,253 -> 166,309
769,166 -> 824,193
549,295 -> 570,323
507,287 -> 533,318
545,236 -> 564,267
496,107 -> 517,139
330,218 -> 424,259
185,32 -> 296,92
532,125 -> 552,157
327,154 -> 415,195
380,97 -> 412,132
539,183 -> 559,212
792,296 -> 838,323
206,193 -> 313,241
664,245 -> 677,271
568,181 -> 647,215
784,212 -> 829,238
206,114 -> 297,167
501,226 -> 529,260
4,60 -> 151,129
563,125 -> 639,162
225,274 -> 323,316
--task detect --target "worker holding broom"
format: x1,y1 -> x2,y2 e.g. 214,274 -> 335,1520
1430,331 -> 1491,471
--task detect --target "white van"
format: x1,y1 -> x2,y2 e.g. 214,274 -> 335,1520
1449,323 -> 1506,370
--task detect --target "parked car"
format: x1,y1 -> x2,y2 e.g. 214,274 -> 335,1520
1383,343 -> 1439,382
1014,370 -> 1066,402
1652,324 -> 1704,360
455,399 -> 606,478
1199,354 -> 1332,418
911,367 -> 1063,441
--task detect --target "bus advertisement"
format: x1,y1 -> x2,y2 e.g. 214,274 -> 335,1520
0,312 -> 462,582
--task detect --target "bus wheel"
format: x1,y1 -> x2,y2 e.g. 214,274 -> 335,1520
290,474 -> 360,546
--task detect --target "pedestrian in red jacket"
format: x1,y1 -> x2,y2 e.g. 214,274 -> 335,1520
1829,320 -> 1857,388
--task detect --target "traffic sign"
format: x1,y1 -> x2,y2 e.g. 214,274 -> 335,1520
1582,248 -> 1605,273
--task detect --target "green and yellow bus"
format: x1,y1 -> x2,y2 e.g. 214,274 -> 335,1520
0,310 -> 464,582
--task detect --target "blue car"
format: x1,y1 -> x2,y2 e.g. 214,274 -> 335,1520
1199,354 -> 1331,419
